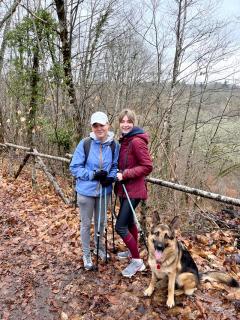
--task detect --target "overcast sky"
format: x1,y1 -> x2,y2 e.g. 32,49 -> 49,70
219,0 -> 240,18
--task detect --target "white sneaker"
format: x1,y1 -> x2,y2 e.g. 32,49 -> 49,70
93,248 -> 110,261
117,250 -> 131,260
121,259 -> 146,277
83,254 -> 93,270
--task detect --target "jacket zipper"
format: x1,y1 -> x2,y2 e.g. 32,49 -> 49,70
96,143 -> 103,196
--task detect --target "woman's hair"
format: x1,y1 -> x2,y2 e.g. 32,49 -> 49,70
118,109 -> 137,125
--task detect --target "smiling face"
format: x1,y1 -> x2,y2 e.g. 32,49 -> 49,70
119,115 -> 134,134
92,123 -> 109,141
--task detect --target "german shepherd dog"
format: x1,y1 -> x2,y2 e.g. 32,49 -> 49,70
144,212 -> 239,308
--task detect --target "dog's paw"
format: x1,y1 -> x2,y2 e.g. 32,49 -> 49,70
166,298 -> 175,308
144,287 -> 154,297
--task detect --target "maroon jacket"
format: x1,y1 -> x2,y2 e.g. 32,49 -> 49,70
115,127 -> 153,200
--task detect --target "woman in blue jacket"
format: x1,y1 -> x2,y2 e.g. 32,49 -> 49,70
70,112 -> 119,270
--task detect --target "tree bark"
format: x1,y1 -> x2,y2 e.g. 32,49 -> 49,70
54,0 -> 83,140
14,152 -> 32,179
0,0 -> 21,30
0,142 -> 70,163
0,103 -> 4,145
0,18 -> 12,146
147,177 -> 240,207
162,0 -> 187,160
34,149 -> 70,205
27,49 -> 40,146
2,142 -> 240,207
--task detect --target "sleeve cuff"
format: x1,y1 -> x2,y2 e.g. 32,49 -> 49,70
89,171 -> 95,180
122,169 -> 129,180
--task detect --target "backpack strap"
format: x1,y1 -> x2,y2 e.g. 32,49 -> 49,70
83,137 -> 93,165
109,140 -> 116,160
83,137 -> 116,165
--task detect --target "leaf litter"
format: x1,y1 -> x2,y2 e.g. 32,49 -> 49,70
0,170 -> 239,319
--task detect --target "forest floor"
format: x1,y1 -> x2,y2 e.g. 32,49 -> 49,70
0,165 -> 240,320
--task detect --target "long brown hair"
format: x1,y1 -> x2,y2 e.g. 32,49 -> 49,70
118,109 -> 137,125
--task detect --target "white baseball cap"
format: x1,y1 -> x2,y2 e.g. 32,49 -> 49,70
90,111 -> 108,125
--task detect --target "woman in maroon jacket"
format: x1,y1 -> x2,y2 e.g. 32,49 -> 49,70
115,109 -> 153,277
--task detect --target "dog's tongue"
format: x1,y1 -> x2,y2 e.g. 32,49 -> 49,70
155,250 -> 163,261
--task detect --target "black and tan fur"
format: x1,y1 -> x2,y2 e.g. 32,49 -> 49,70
144,212 -> 239,308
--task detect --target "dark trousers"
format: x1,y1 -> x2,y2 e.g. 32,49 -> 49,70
115,198 -> 140,238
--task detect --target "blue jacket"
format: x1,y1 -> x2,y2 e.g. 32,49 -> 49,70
69,131 -> 119,197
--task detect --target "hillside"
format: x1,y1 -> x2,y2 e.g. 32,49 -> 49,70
0,166 -> 239,320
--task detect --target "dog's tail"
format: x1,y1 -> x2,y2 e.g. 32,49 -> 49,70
200,271 -> 239,288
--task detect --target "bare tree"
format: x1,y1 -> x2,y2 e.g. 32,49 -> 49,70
0,0 -> 21,29
0,19 -> 11,144
0,0 -> 22,145
161,0 -> 189,179
54,0 -> 80,138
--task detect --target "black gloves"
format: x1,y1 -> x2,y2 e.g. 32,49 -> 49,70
93,170 -> 108,181
101,177 -> 115,187
93,170 -> 114,187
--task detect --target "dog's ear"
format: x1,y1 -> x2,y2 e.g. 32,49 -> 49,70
169,215 -> 180,231
152,210 -> 161,226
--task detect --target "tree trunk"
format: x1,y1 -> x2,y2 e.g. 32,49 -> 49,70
34,149 -> 70,205
54,0 -> 84,141
159,0 -> 188,210
184,68 -> 209,191
0,0 -> 21,29
200,88 -> 233,187
27,49 -> 40,147
0,105 -> 4,145
147,177 -> 240,207
162,0 -> 187,162
0,18 -> 12,146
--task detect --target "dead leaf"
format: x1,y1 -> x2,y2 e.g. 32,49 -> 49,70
226,289 -> 240,300
70,316 -> 83,320
52,288 -> 60,294
195,299 -> 207,319
106,295 -> 121,305
196,235 -> 209,245
61,311 -> 69,320
224,246 -> 236,253
1,167 -> 239,320
225,254 -> 240,265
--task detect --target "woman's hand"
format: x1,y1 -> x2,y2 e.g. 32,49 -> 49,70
117,172 -> 123,181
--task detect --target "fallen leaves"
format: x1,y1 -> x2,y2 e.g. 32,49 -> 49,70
226,289 -> 240,301
0,168 -> 239,320
61,311 -> 69,320
106,295 -> 120,305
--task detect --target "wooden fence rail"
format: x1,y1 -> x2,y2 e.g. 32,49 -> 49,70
1,142 -> 240,207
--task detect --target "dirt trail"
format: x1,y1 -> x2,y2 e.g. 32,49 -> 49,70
0,172 -> 239,320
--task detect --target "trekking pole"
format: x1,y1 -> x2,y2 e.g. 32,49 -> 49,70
110,193 -> 117,253
104,187 -> 108,264
121,183 -> 148,252
96,184 -> 103,271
